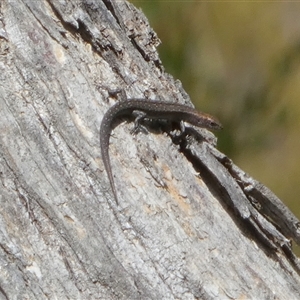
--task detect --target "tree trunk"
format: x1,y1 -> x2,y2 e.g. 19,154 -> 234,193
1,0 -> 300,299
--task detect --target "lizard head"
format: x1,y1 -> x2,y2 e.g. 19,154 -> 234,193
194,112 -> 223,130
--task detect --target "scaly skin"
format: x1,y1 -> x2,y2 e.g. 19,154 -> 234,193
100,99 -> 222,204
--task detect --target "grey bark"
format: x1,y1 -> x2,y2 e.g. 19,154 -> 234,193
0,0 -> 300,299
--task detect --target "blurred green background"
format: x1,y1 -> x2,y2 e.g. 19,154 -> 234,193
131,1 -> 300,224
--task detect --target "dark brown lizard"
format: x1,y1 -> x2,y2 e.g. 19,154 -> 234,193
100,99 -> 222,204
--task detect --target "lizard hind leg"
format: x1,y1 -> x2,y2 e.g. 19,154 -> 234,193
131,110 -> 149,134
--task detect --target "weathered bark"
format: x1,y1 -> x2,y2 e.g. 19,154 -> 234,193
0,0 -> 300,299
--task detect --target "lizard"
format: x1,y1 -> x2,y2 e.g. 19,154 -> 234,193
100,99 -> 222,205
